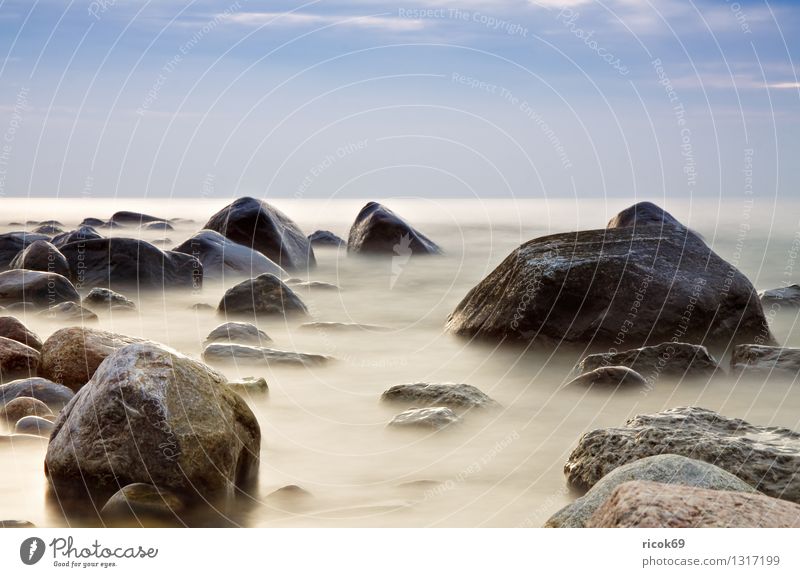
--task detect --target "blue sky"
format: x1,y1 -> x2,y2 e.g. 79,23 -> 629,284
0,0 -> 797,200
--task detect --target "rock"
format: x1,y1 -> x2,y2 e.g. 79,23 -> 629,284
563,366 -> 647,389
100,483 -> 185,520
760,284 -> 800,308
45,342 -> 260,500
308,230 -> 345,247
731,344 -> 800,375
202,343 -> 330,367
172,230 -> 287,280
298,321 -> 391,332
0,269 -> 80,308
143,221 -> 174,231
203,196 -> 315,270
347,202 -> 441,256
0,337 -> 39,382
574,343 -> 720,382
9,240 -> 70,277
226,376 -> 268,392
587,481 -> 800,528
265,485 -> 313,510
37,302 -> 98,323
39,327 -> 145,391
0,377 -> 74,408
82,287 -> 136,310
217,273 -> 308,318
545,454 -> 756,528
0,231 -> 50,270
152,238 -> 172,246
606,201 -> 688,230
446,214 -> 772,348
287,280 -> 339,292
0,520 -> 35,528
14,415 -> 55,436
388,407 -> 461,430
189,303 -> 214,311
380,383 -> 499,410
564,406 -> 800,502
109,211 -> 165,225
80,218 -> 106,227
32,224 -> 62,234
51,225 -> 103,248
203,322 -> 271,347
59,238 -> 202,290
0,316 -> 43,350
4,302 -> 37,313
0,397 -> 52,422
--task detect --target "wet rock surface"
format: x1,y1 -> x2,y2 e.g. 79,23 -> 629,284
217,273 -> 308,318
173,229 -> 287,280
347,202 -> 441,256
388,407 -> 461,430
574,343 -> 721,381
381,383 -> 499,410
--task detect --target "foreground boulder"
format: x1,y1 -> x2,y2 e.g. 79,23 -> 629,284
731,344 -> 800,375
202,343 -> 330,367
39,327 -> 145,391
0,377 -> 74,408
203,197 -> 315,270
388,407 -> 460,430
217,273 -> 308,318
760,284 -> 800,308
564,407 -> 800,502
203,322 -> 271,346
308,230 -> 345,247
45,343 -> 260,500
0,269 -> 80,308
347,202 -> 441,256
563,366 -> 646,389
587,481 -> 800,528
574,343 -> 720,382
381,383 -> 498,410
59,238 -> 201,290
0,337 -> 40,382
82,287 -> 136,311
173,229 -> 287,279
446,206 -> 771,348
0,232 -> 49,270
545,454 -> 756,528
0,316 -> 42,350
51,226 -> 103,248
9,240 -> 70,277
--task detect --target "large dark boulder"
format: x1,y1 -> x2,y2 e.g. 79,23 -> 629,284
0,269 -> 80,308
59,238 -> 202,290
172,230 -> 287,279
0,232 -> 50,270
446,209 -> 772,349
109,211 -> 165,225
9,240 -> 70,277
308,230 -> 345,247
203,197 -> 315,270
217,273 -> 308,318
347,202 -> 441,256
51,226 -> 102,248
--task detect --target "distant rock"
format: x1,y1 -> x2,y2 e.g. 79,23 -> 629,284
0,316 -> 42,351
381,383 -> 499,410
109,211 -> 165,225
298,321 -> 391,332
226,376 -> 269,393
286,280 -> 339,292
347,202 -> 441,256
189,303 -> 214,311
0,231 -> 50,270
82,287 -> 136,311
202,343 -> 330,367
760,284 -> 800,308
38,302 -> 98,323
388,407 -> 460,430
217,273 -> 308,318
0,377 -> 74,408
0,396 -> 52,422
100,483 -> 185,520
203,322 -> 271,347
308,230 -> 345,247
143,221 -> 174,231
9,240 -> 70,277
606,201 -> 688,230
574,343 -> 720,382
563,366 -> 647,389
51,226 -> 103,248
14,415 -> 55,437
564,406 -> 800,502
587,481 -> 800,528
0,269 -> 80,308
32,224 -> 63,235
545,454 -> 756,528
731,344 -> 800,375
172,230 -> 287,280
203,196 -> 315,270
80,218 -> 106,227
0,337 -> 40,383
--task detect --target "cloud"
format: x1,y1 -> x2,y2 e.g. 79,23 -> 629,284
220,11 -> 427,32
768,82 -> 800,89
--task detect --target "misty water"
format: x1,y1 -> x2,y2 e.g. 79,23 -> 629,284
1,197 -> 799,527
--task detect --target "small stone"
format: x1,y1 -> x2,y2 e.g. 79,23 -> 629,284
381,383 -> 499,410
1,397 -> 53,422
226,377 -> 269,392
15,415 -> 55,437
388,407 -> 461,430
563,366 -> 647,389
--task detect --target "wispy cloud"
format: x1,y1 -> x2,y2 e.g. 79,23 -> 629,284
768,82 -> 800,89
220,11 -> 427,32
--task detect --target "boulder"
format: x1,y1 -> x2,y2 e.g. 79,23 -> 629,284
760,284 -> 800,308
14,415 -> 55,437
574,343 -> 720,382
37,302 -> 98,323
143,221 -> 174,231
0,397 -> 53,422
202,343 -> 330,367
606,201 -> 688,230
109,211 -> 165,225
347,202 -> 441,256
0,269 -> 80,308
203,197 -> 315,270
564,406 -> 800,502
32,224 -> 63,234
59,238 -> 202,290
203,322 -> 271,347
80,218 -> 106,227
0,316 -> 43,350
380,383 -> 499,410
226,376 -> 269,393
446,214 -> 772,348
0,520 -> 35,528
45,342 -> 260,500
545,454 -> 756,528
388,407 -> 460,430
731,344 -> 800,375
0,377 -> 74,408
9,240 -> 70,277
0,231 -> 50,270
308,230 -> 345,247
287,280 -> 339,292
172,230 -> 287,280
82,287 -> 136,311
563,366 -> 647,389
100,483 -> 184,520
0,337 -> 40,383
217,273 -> 308,318
587,481 -> 800,528
51,226 -> 103,248
39,327 -> 145,391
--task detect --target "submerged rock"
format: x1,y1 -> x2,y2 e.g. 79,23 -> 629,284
564,406 -> 800,502
109,211 -> 165,225
202,343 -> 330,367
15,415 -> 55,437
173,229 -> 287,279
32,224 -> 63,235
0,397 -> 52,422
760,284 -> 800,308
226,376 -> 269,393
0,269 -> 80,308
45,343 -> 260,500
446,208 -> 772,348
9,240 -> 70,277
730,344 -> 800,375
587,481 -> 800,528
308,230 -> 345,247
563,366 -> 647,389
0,337 -> 40,383
0,316 -> 43,351
143,221 -> 174,231
37,302 -> 98,323
0,520 -> 36,528
217,273 -> 308,318
347,202 -> 441,256
203,322 -> 271,347
82,287 -> 136,310
51,226 -> 103,248
574,343 -> 720,381
388,407 -> 460,430
381,383 -> 499,410
0,377 -> 74,408
100,483 -> 185,520
286,280 -> 339,292
545,454 -> 756,528
298,321 -> 391,332
203,196 -> 315,270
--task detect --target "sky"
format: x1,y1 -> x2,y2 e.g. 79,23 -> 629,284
0,0 -> 798,201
